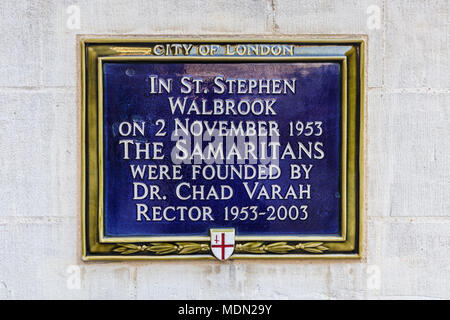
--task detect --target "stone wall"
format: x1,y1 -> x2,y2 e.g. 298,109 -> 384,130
0,0 -> 448,299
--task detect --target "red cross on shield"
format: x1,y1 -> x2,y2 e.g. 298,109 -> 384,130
210,229 -> 235,261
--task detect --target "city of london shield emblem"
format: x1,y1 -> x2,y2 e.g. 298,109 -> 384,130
210,229 -> 235,261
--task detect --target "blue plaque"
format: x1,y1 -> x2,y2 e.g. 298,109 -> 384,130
81,39 -> 365,260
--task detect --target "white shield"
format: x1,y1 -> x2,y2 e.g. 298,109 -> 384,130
210,228 -> 235,261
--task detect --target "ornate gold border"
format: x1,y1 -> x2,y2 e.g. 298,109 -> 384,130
81,38 -> 365,260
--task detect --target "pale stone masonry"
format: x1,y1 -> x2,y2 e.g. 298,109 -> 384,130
0,0 -> 449,299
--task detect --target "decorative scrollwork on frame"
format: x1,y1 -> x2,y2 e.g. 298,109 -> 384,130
235,242 -> 329,254
113,242 -> 210,255
113,242 -> 328,255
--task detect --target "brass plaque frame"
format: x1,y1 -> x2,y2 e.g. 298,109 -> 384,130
81,37 -> 365,260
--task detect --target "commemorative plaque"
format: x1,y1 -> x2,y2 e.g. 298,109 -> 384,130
81,38 -> 364,260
